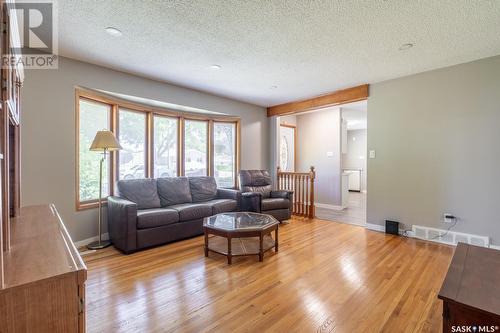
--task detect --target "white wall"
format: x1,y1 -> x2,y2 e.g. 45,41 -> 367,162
368,55 -> 500,245
279,115 -> 297,126
296,108 -> 342,206
342,129 -> 367,192
21,56 -> 269,242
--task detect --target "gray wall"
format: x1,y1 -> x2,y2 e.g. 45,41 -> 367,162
21,57 -> 268,243
342,129 -> 367,192
368,55 -> 500,245
297,108 -> 342,206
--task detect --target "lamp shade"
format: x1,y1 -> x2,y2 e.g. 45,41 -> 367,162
89,130 -> 122,151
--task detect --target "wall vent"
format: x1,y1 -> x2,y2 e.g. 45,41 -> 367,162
412,225 -> 489,247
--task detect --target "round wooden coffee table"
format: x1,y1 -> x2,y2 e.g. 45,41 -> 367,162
203,212 -> 279,265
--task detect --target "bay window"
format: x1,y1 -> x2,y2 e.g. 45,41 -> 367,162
76,89 -> 239,210
118,109 -> 147,180
153,115 -> 178,178
77,99 -> 111,205
214,122 -> 236,188
184,119 -> 208,177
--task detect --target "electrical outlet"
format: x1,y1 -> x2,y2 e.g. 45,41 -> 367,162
443,213 -> 456,223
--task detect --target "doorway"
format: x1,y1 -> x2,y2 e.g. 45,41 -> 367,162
339,103 -> 367,226
279,124 -> 296,172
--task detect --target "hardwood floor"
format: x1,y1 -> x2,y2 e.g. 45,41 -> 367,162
84,217 -> 453,333
316,192 -> 367,226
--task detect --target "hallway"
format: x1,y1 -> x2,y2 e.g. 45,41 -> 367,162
315,192 -> 366,226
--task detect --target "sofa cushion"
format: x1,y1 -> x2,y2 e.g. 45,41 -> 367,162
116,178 -> 161,209
157,177 -> 192,207
206,199 -> 238,215
169,203 -> 213,221
136,208 -> 179,229
188,177 -> 218,202
261,198 -> 290,211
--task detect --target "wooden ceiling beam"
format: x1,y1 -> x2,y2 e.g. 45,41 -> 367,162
266,84 -> 369,117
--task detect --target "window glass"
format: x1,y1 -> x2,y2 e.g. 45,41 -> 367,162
118,109 -> 147,180
184,119 -> 208,177
154,115 -> 178,177
214,122 -> 236,187
79,99 -> 111,201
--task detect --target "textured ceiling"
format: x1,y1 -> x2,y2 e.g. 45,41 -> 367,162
58,1 -> 500,107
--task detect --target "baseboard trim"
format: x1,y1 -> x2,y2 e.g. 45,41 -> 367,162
365,223 -> 385,232
74,233 -> 109,248
315,203 -> 345,211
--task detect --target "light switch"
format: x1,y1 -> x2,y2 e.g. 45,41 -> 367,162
369,150 -> 376,159
326,151 -> 334,157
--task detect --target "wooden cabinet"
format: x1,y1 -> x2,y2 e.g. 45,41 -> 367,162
438,243 -> 500,331
0,4 -> 76,332
0,205 -> 87,332
0,0 -> 23,293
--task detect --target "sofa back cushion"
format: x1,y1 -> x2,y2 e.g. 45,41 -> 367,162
116,178 -> 161,209
239,170 -> 272,198
157,177 -> 192,207
189,177 -> 217,202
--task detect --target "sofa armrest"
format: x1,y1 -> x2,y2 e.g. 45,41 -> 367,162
107,196 -> 138,253
241,192 -> 262,213
217,188 -> 242,210
271,190 -> 294,213
242,192 -> 262,199
271,190 -> 293,199
217,188 -> 241,201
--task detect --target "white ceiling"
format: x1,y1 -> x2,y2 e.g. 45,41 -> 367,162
58,1 -> 500,107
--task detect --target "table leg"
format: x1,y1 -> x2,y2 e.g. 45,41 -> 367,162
227,236 -> 232,265
259,233 -> 264,262
204,229 -> 209,257
275,226 -> 279,252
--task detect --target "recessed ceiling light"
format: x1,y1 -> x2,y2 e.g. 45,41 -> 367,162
210,65 -> 221,70
105,27 -> 122,37
399,43 -> 414,51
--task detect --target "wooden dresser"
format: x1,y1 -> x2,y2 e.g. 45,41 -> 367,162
438,243 -> 500,332
0,205 -> 87,332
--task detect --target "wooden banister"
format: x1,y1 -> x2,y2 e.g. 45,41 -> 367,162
277,166 -> 315,218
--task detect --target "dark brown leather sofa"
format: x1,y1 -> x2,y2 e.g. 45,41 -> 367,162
107,176 -> 241,253
239,170 -> 293,222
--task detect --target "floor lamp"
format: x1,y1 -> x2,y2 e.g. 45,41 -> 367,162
87,130 -> 122,250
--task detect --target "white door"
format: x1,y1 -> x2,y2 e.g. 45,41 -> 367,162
280,125 -> 296,172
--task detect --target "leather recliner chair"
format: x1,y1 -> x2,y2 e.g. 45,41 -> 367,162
238,170 -> 293,222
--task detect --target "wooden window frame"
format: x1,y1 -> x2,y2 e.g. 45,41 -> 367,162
183,118 -> 210,177
116,107 -> 149,180
152,113 -> 180,178
213,121 -> 239,188
75,95 -> 115,210
75,88 -> 241,211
